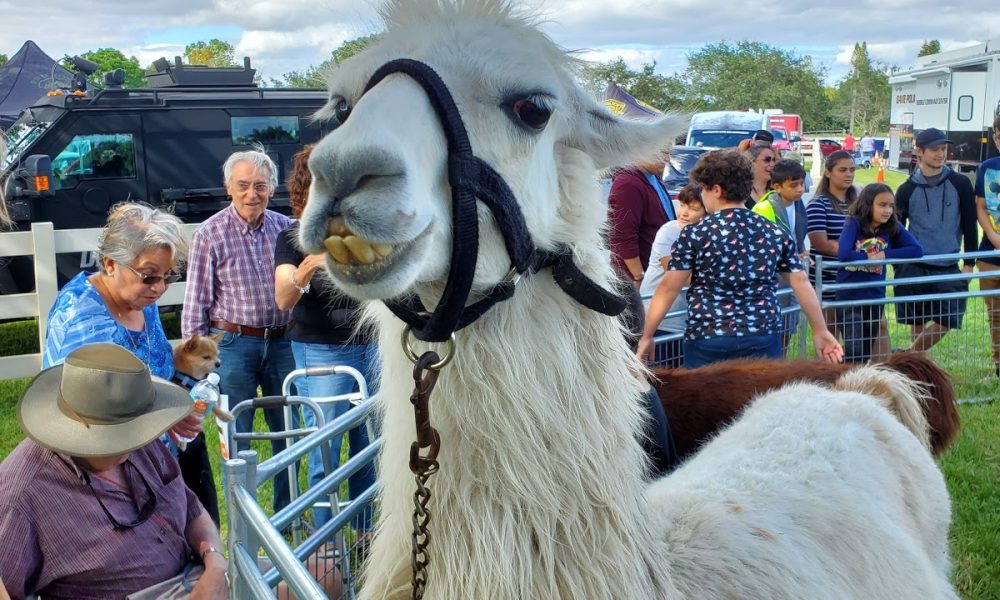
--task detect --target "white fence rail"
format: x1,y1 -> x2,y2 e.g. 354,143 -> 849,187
0,222 -> 200,380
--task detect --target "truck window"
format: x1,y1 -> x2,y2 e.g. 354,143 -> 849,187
52,133 -> 136,190
956,95 -> 973,122
231,116 -> 300,145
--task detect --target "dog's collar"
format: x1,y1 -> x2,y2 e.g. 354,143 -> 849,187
171,371 -> 200,390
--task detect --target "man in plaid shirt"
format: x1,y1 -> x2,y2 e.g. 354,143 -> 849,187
182,148 -> 296,512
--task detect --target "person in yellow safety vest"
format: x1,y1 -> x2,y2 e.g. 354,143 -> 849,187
753,158 -> 809,254
753,158 -> 810,349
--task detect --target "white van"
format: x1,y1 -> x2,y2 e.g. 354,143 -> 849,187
686,111 -> 769,149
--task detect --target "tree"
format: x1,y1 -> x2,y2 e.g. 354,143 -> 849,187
678,41 -> 834,130
184,39 -> 235,67
274,34 -> 380,88
579,58 -> 685,111
834,42 -> 891,135
61,48 -> 146,89
0,54 -> 7,68
918,40 -> 942,57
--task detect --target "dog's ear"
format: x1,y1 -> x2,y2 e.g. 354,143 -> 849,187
211,331 -> 225,343
182,335 -> 200,352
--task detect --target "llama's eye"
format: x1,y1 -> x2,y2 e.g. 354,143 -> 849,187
507,97 -> 552,131
330,96 -> 352,125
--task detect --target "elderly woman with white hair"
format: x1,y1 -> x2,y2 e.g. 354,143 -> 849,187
43,202 -> 187,374
41,202 -> 220,523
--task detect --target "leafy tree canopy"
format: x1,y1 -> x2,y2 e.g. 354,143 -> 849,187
580,58 -> 685,111
918,40 -> 942,57
274,34 -> 380,88
184,39 -> 235,67
0,54 -> 7,68
680,41 -> 833,128
832,42 -> 891,135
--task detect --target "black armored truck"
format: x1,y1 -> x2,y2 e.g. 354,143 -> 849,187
1,56 -> 329,293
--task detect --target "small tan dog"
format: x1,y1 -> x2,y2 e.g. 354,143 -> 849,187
172,334 -> 234,432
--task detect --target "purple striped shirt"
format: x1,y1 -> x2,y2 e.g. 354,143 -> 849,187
182,205 -> 293,337
0,440 -> 203,600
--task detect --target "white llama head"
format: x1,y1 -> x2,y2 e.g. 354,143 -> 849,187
299,0 -> 687,304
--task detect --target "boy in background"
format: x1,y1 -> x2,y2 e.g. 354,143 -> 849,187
753,159 -> 808,347
640,184 -> 706,368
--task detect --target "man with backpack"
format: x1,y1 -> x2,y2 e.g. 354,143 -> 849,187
894,128 -> 979,352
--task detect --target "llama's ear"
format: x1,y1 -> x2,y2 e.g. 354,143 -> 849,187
564,107 -> 690,172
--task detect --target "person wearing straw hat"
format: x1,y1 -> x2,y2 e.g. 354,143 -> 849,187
0,343 -> 228,600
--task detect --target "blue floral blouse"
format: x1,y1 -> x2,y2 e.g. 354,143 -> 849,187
42,271 -> 174,378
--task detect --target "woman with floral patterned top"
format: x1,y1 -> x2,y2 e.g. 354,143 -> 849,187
637,150 -> 843,368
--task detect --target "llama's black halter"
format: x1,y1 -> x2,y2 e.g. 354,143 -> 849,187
362,58 -> 627,343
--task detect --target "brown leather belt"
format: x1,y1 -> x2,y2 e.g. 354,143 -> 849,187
211,320 -> 286,340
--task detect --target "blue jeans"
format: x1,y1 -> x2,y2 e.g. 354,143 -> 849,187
683,333 -> 783,369
214,328 -> 297,514
292,341 -> 378,531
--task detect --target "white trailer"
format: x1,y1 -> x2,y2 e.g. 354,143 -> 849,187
888,38 -> 1000,173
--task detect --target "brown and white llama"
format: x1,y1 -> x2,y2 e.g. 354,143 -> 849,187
655,351 -> 961,461
298,1 -> 957,598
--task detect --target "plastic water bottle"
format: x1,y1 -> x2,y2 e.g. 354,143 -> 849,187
178,372 -> 220,444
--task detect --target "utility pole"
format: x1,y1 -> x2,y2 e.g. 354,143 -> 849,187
849,86 -> 857,133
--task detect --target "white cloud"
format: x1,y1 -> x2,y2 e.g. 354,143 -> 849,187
0,0 -> 997,86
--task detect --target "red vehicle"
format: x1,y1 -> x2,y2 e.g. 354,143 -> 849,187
818,138 -> 843,156
770,127 -> 791,152
768,114 -> 802,142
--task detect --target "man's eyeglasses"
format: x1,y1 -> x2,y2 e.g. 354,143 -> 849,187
236,182 -> 272,194
82,460 -> 158,530
121,263 -> 181,285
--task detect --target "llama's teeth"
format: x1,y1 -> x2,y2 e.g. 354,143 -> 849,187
323,236 -> 352,264
343,235 -> 376,265
372,243 -> 394,258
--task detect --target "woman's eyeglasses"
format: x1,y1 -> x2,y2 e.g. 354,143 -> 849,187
121,263 -> 182,285
760,156 -> 776,163
82,460 -> 158,530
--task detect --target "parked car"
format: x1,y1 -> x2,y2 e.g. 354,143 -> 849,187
770,128 -> 791,152
818,138 -> 843,156
663,145 -> 708,200
853,152 -> 873,169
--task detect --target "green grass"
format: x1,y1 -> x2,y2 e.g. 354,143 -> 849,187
804,161 -> 908,191
853,164 -> 908,190
940,402 -> 1000,598
0,320 -> 39,357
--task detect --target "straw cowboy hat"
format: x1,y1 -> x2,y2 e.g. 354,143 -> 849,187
17,343 -> 192,457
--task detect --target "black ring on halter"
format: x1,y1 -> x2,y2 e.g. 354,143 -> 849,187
363,58 -> 626,342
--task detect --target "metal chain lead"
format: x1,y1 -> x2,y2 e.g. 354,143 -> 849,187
409,351 -> 443,600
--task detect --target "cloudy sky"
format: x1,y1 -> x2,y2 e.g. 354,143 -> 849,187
0,0 -> 997,85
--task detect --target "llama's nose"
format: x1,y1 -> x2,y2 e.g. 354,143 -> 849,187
308,143 -> 406,210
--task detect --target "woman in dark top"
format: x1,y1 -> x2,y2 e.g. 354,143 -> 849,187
607,158 -> 675,287
274,145 -> 377,533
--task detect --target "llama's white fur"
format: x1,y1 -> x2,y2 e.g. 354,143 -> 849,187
299,1 -> 956,598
